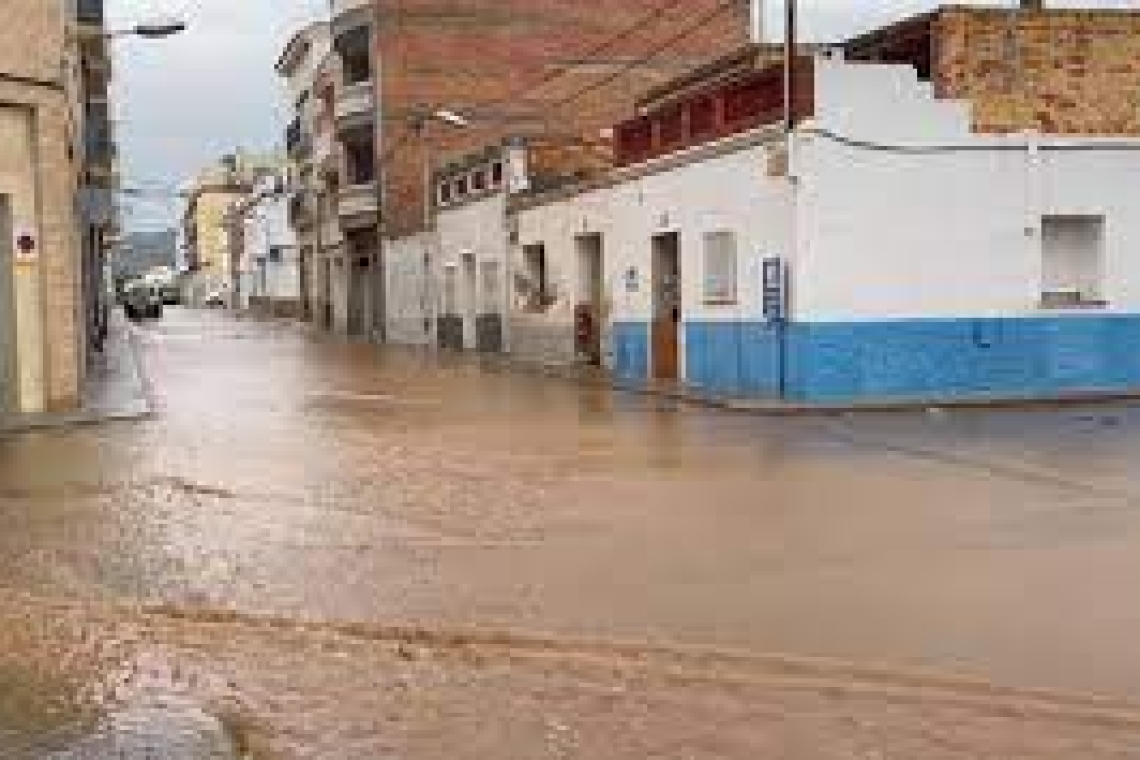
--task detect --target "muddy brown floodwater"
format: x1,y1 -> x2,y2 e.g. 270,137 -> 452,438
2,308 -> 1140,757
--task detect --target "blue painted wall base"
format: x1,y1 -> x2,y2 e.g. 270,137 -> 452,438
612,322 -> 650,382
685,321 -> 783,397
613,315 -> 1140,405
786,314 -> 1140,403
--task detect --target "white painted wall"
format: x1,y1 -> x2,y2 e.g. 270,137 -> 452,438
436,193 -> 509,349
384,232 -> 432,346
239,178 -> 300,308
795,55 -> 1140,322
514,136 -> 794,368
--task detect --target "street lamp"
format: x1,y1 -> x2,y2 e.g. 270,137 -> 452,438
105,18 -> 188,40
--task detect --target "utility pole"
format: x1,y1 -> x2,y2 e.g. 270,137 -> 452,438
784,0 -> 797,134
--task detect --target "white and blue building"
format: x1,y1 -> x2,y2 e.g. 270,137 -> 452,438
508,37 -> 1140,405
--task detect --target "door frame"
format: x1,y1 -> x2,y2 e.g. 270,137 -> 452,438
0,197 -> 16,414
575,233 -> 604,366
651,231 -> 681,382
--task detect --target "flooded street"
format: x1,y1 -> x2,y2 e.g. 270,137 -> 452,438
4,308 -> 1140,756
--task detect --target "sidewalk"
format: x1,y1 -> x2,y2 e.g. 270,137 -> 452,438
0,314 -> 154,434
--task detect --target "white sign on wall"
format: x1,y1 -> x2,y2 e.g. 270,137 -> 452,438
13,226 -> 37,266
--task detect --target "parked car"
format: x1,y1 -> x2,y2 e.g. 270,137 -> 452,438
123,280 -> 163,321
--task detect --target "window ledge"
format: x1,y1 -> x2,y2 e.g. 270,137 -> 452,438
1038,300 -> 1109,311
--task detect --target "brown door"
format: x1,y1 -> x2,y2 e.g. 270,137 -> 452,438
651,232 -> 680,382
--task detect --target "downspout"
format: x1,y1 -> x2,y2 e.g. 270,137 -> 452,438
779,0 -> 797,400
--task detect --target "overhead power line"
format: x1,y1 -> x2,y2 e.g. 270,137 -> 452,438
511,0 -> 692,105
396,0 -> 701,125
552,0 -> 737,111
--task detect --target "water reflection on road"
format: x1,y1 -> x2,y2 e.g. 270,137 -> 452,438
4,308 -> 1140,756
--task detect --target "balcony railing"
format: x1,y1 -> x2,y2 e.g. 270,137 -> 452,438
614,57 -> 816,167
338,183 -> 378,226
335,81 -> 373,126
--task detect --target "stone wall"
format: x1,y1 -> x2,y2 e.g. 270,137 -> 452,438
936,8 -> 1140,135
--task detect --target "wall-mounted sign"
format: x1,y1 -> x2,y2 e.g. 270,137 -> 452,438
761,256 -> 786,322
14,226 -> 37,265
624,267 -> 639,293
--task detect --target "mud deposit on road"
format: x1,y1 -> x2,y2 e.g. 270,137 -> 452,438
0,592 -> 1137,759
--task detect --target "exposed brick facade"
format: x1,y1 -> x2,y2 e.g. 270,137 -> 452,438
936,8 -> 1140,135
850,7 -> 1140,137
374,0 -> 749,237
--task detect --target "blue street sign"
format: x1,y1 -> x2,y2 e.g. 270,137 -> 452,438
762,257 -> 786,322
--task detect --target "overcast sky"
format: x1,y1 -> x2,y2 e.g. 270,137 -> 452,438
109,0 -> 1135,230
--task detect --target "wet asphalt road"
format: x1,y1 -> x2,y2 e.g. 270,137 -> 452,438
5,307 -> 1140,755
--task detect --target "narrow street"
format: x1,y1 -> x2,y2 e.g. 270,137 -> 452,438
3,308 -> 1140,757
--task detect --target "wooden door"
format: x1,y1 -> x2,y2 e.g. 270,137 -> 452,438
652,233 -> 680,382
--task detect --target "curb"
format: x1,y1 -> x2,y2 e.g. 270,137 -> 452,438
479,356 -> 1140,417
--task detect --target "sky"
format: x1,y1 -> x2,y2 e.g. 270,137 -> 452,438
109,0 -> 1136,230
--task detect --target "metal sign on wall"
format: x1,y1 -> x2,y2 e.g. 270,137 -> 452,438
13,226 -> 37,266
761,256 -> 787,322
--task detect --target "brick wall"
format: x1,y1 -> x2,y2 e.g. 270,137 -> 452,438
376,0 -> 749,237
936,8 -> 1140,135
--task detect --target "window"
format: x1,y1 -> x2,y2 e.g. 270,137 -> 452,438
268,246 -> 284,264
491,162 -> 504,186
455,177 -> 468,197
472,170 -> 487,192
439,182 -> 452,204
1041,215 -> 1105,308
702,231 -> 738,305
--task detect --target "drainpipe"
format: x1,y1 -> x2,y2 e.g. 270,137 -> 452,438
780,0 -> 797,400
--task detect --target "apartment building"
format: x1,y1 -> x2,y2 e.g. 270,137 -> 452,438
181,152 -> 282,307
0,0 -> 116,414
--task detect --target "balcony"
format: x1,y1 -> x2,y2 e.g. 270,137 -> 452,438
614,57 -> 815,167
334,81 -> 374,130
337,183 -> 378,229
332,0 -> 371,28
